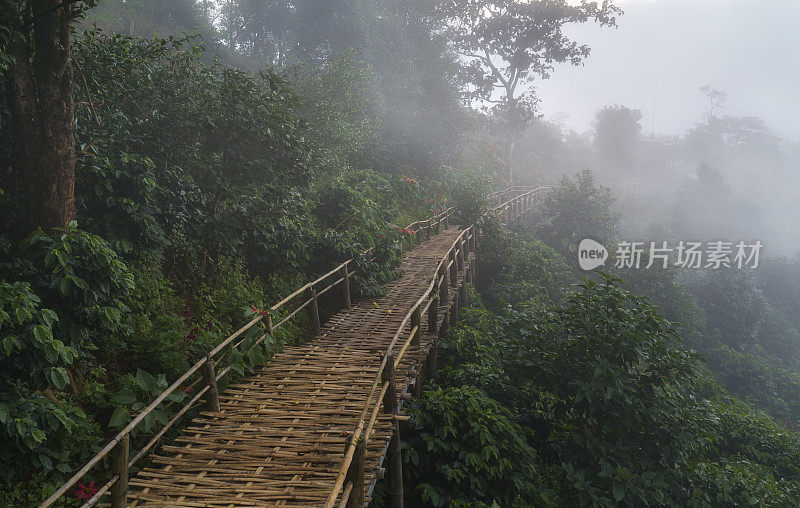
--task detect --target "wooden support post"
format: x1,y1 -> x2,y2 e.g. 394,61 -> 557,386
426,338 -> 437,379
439,309 -> 449,337
380,355 -> 404,508
459,283 -> 467,308
111,434 -> 129,508
202,356 -> 221,412
345,436 -> 366,508
379,356 -> 397,418
342,264 -> 352,310
382,354 -> 397,413
457,240 -> 464,271
413,368 -> 422,398
449,252 -> 457,289
411,306 -> 422,347
428,293 -> 439,335
265,312 -> 273,337
309,287 -> 321,338
444,212 -> 449,228
441,266 -> 449,307
450,291 -> 459,326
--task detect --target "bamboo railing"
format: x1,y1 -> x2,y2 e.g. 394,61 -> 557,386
40,186 -> 544,508
326,186 -> 547,507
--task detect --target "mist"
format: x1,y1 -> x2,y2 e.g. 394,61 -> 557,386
514,0 -> 800,256
4,1 -> 800,506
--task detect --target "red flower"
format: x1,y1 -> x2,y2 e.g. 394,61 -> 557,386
74,481 -> 98,501
180,385 -> 194,393
251,306 -> 269,317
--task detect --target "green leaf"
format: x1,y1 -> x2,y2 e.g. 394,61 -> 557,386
135,368 -> 156,392
3,335 -> 21,355
108,407 -> 130,428
58,276 -> 71,295
112,390 -> 138,405
613,483 -> 625,502
50,367 -> 70,390
15,305 -> 31,324
33,324 -> 53,344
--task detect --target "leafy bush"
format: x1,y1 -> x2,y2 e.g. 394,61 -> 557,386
402,267 -> 800,507
404,386 -> 543,507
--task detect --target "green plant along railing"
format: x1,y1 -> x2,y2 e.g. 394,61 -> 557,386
326,186 -> 547,508
39,186 -> 543,508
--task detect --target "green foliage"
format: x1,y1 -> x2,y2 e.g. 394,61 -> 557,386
404,386 -> 543,507
447,176 -> 491,226
594,105 -> 643,174
537,170 -> 620,261
403,244 -> 800,507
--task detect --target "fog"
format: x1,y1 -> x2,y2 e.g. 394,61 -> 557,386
539,0 -> 800,141
502,0 -> 800,257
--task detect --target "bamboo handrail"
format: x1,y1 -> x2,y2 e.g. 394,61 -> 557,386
41,187 -> 540,508
324,186 -> 548,507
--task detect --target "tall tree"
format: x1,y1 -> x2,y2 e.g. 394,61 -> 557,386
594,104 -> 642,174
700,85 -> 726,126
1,0 -> 93,233
435,0 -> 621,182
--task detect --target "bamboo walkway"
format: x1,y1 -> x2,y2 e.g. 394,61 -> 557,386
126,226 -> 471,507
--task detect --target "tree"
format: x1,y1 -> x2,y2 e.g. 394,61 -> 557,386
537,169 -> 620,261
594,104 -> 642,174
435,0 -> 621,182
1,0 -> 94,233
700,85 -> 726,125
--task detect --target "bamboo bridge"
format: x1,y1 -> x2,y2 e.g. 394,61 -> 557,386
41,186 -> 545,508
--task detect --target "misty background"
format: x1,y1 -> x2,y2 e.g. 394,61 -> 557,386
540,0 -> 800,141
521,0 -> 800,256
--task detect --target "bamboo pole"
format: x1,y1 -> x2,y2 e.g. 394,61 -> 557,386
309,287 -> 321,338
110,435 -> 129,508
428,292 -> 439,335
342,264 -> 352,310
410,307 -> 422,348
345,437 -> 365,508
201,356 -> 221,412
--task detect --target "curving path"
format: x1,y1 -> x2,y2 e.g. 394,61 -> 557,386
127,227 -> 471,506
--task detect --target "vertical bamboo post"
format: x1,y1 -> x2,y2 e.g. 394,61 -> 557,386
441,266 -> 449,308
427,337 -> 438,379
309,287 -> 321,338
202,356 -> 221,412
110,434 -> 129,508
382,353 -> 397,413
456,239 -> 464,271
265,312 -> 273,337
411,306 -> 422,348
342,264 -> 352,310
459,282 -> 467,308
449,251 -> 457,289
439,308 -> 450,337
345,437 -> 366,508
426,222 -> 431,240
428,292 -> 439,335
380,354 -> 404,507
444,211 -> 449,228
450,291 -> 459,326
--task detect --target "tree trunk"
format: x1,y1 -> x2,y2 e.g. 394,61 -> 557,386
504,94 -> 518,185
4,0 -> 77,233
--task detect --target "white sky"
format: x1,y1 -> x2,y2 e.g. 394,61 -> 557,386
536,0 -> 800,141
